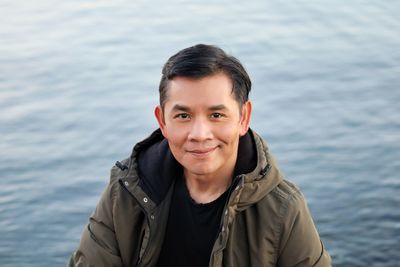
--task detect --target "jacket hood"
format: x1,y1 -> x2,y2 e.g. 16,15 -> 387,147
129,128 -> 284,209
234,130 -> 284,211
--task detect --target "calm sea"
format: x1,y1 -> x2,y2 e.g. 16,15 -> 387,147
1,1 -> 399,266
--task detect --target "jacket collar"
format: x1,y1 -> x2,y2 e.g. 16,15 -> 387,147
128,128 -> 283,208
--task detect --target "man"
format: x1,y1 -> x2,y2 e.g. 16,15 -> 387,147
69,44 -> 331,266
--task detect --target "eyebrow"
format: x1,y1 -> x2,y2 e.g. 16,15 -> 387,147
171,104 -> 228,112
171,104 -> 191,112
209,104 -> 228,111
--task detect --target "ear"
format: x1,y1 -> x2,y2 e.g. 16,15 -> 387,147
239,101 -> 252,136
154,105 -> 168,138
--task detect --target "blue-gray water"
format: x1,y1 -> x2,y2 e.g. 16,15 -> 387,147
1,1 -> 399,266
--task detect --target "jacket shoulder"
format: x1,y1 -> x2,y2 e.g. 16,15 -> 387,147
266,180 -> 330,266
271,179 -> 303,204
268,179 -> 311,224
254,179 -> 306,226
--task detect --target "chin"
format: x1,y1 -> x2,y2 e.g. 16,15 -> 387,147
185,165 -> 216,176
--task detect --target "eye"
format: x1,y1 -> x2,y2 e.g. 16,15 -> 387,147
174,113 -> 191,120
210,112 -> 224,119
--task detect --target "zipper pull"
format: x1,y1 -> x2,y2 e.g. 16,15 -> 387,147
260,163 -> 271,176
115,161 -> 128,171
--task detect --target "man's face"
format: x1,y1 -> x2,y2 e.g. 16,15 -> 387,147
155,73 -> 252,180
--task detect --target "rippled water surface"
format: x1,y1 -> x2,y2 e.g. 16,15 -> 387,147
1,1 -> 399,266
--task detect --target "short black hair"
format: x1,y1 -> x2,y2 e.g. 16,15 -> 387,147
159,44 -> 251,109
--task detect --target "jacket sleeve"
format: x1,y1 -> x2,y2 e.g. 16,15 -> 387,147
68,177 -> 123,267
277,191 -> 332,267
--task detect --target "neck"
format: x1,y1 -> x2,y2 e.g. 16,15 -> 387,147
184,169 -> 234,204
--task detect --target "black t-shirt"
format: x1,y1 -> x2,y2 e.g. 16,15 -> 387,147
156,175 -> 229,267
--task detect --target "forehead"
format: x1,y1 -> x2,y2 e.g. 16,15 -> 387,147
164,73 -> 238,108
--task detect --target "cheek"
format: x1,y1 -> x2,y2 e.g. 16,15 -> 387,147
215,124 -> 241,142
165,127 -> 187,146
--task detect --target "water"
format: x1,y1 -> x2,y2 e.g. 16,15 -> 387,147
1,1 -> 399,266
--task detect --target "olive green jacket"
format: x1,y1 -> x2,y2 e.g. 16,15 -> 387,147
68,129 -> 331,266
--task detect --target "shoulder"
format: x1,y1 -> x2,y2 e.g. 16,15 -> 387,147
254,179 -> 309,225
261,179 -> 318,245
271,179 -> 303,205
269,179 -> 308,218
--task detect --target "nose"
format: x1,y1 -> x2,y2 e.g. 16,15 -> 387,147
188,118 -> 212,141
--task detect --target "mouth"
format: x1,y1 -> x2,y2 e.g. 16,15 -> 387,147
187,147 -> 217,158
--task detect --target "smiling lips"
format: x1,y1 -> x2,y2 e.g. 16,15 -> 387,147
187,147 -> 217,158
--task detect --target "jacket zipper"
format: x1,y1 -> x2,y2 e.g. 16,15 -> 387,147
210,162 -> 272,261
212,175 -> 243,248
135,215 -> 151,267
119,179 -> 153,267
220,174 -> 243,225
